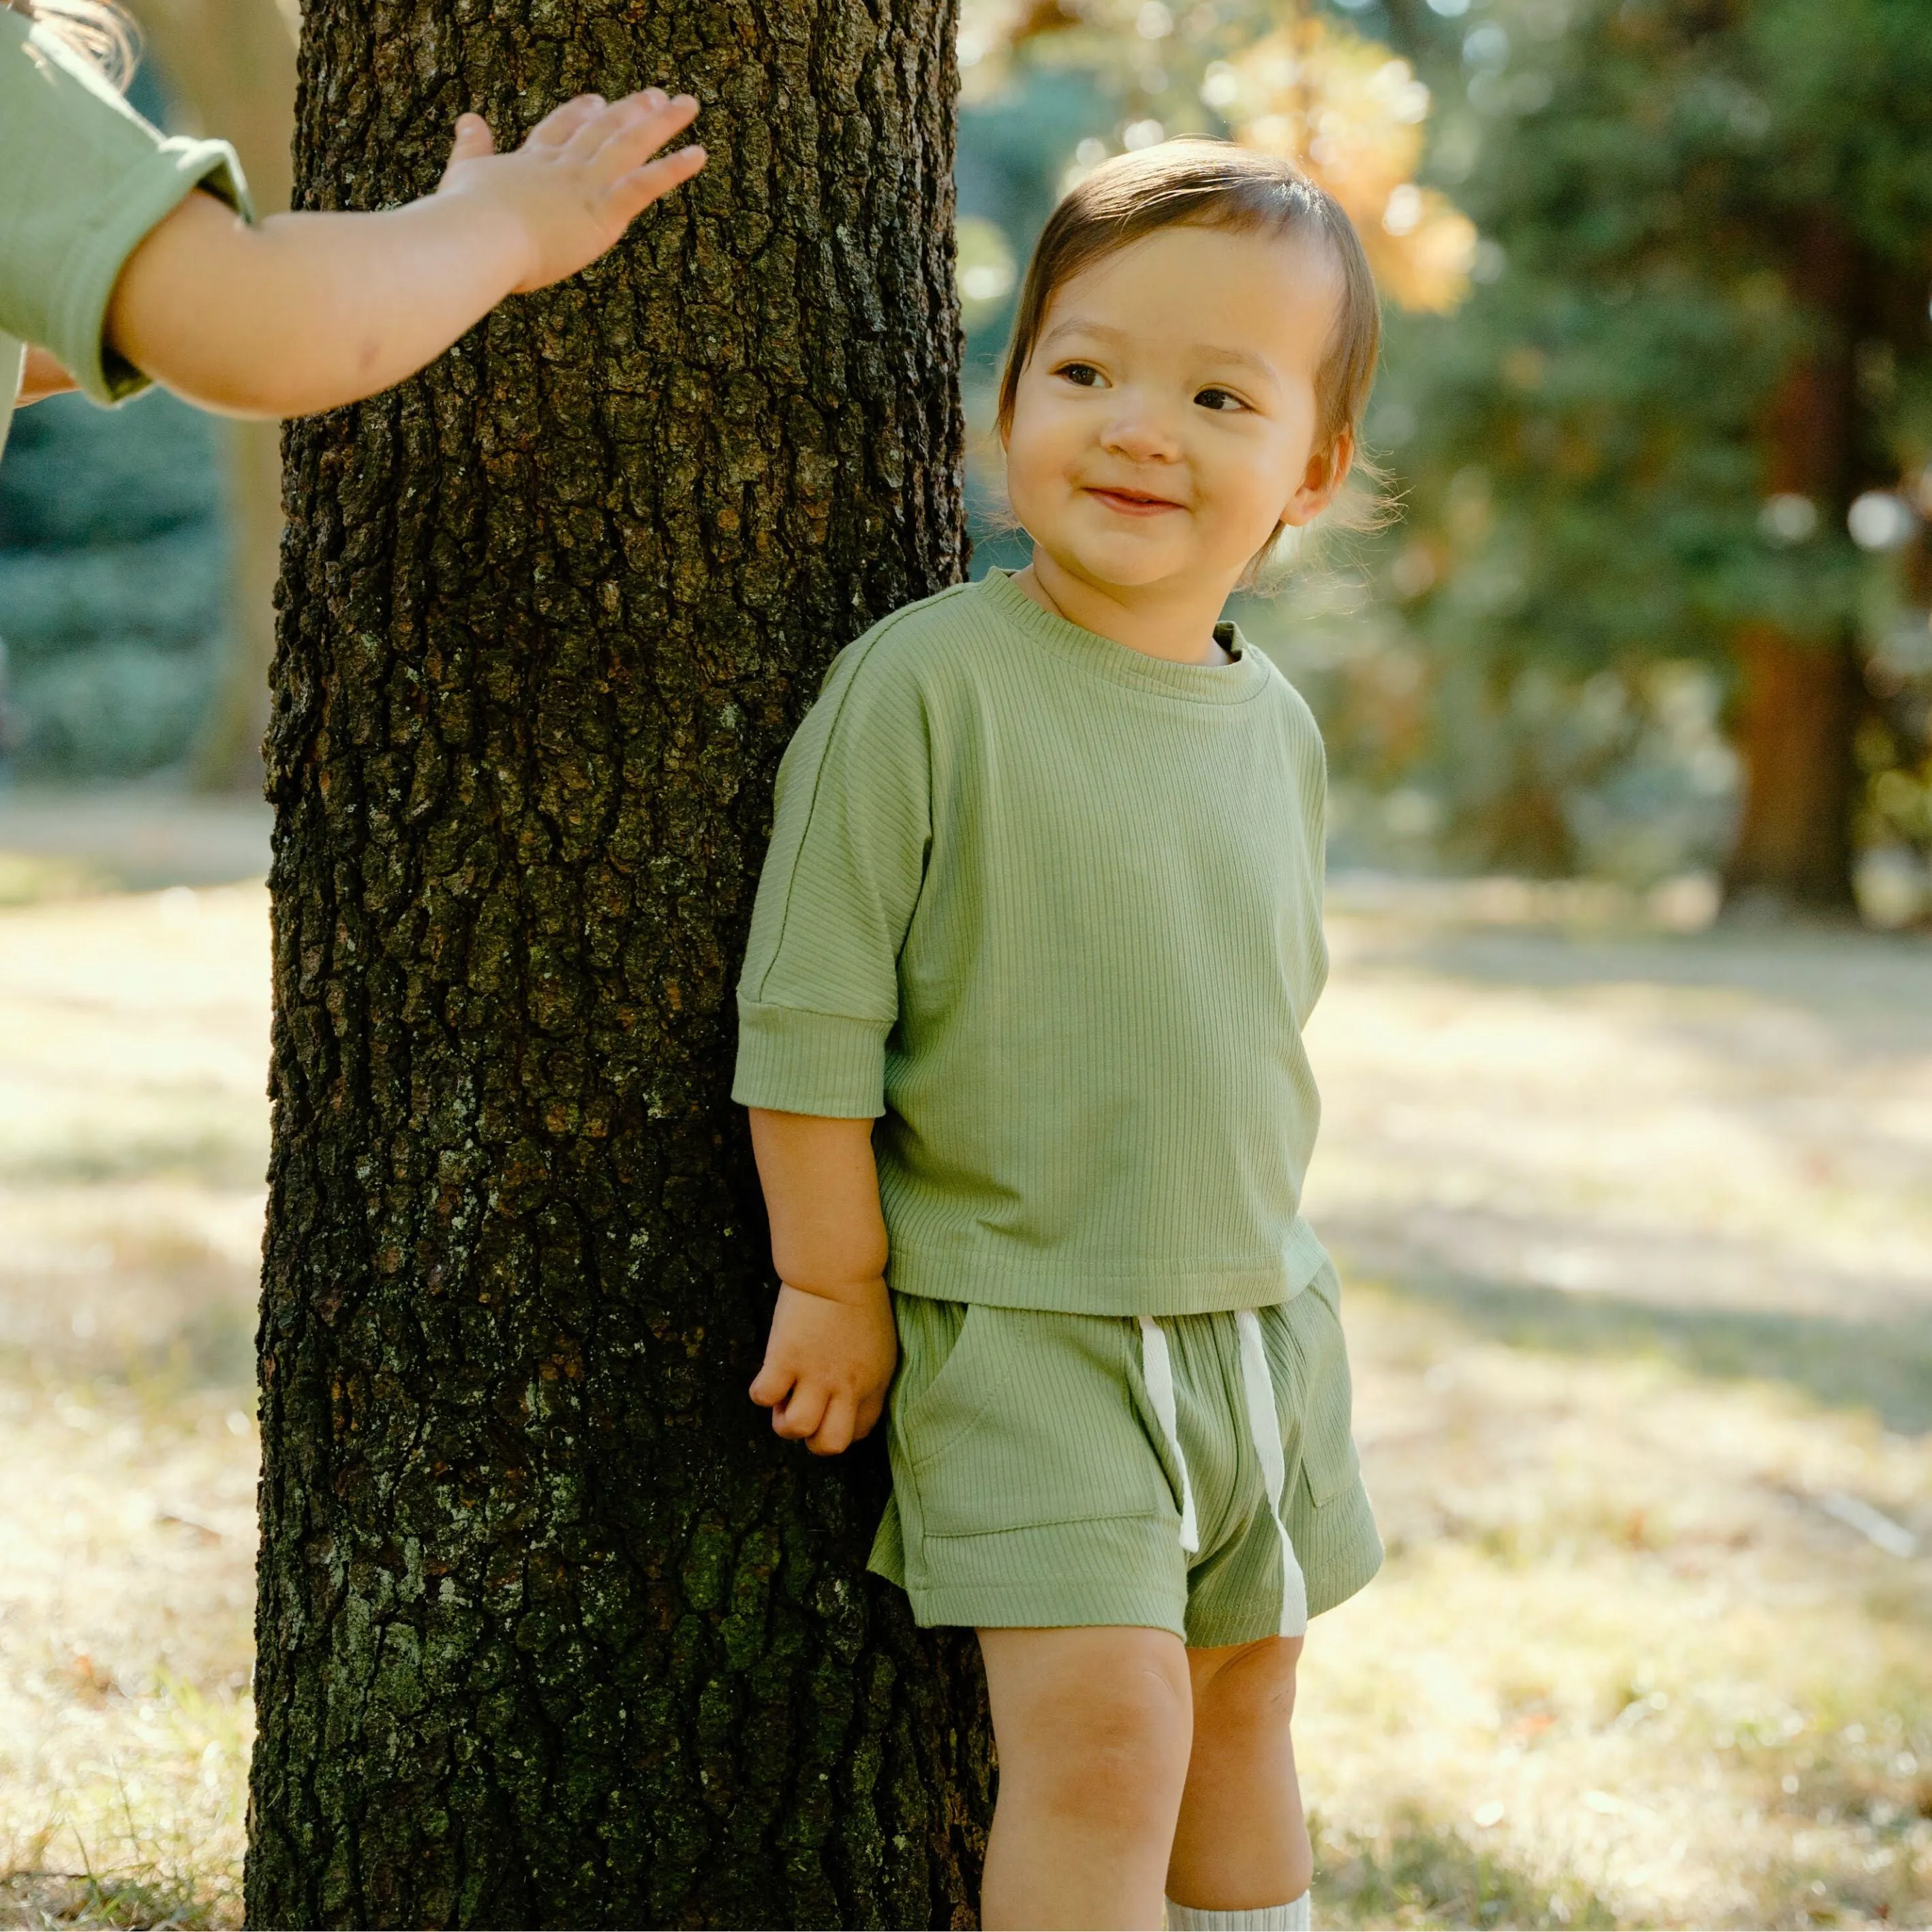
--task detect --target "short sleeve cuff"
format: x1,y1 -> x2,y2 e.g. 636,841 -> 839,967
61,136 -> 251,404
732,1000 -> 890,1118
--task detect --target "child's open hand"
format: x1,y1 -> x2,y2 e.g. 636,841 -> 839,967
750,1281 -> 898,1457
434,90 -> 706,295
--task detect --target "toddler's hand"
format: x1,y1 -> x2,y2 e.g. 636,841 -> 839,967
750,1281 -> 898,1457
433,90 -> 706,294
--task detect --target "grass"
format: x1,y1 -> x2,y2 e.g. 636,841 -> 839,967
1373,1271 -> 1932,1436
1295,899 -> 1932,1928
1314,1807 -> 1620,1929
0,866 -> 1927,1927
1,1870 -> 229,1932
1303,1285 -> 1932,1929
0,1367 -> 257,1930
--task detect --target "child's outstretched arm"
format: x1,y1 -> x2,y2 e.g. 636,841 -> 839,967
104,91 -> 705,420
746,1108 -> 898,1458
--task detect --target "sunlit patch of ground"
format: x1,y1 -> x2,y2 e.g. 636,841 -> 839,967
0,880 -> 264,1929
1306,1293 -> 1932,1929
1302,889 -> 1932,1929
0,849 -> 1927,1927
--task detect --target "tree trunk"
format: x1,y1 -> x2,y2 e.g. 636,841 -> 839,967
1723,214 -> 1859,913
125,0 -> 296,793
245,0 -> 988,1920
1724,621 -> 1859,908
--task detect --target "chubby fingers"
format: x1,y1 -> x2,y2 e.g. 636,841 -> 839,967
748,1356 -> 795,1411
581,90 -> 700,173
803,1384 -> 890,1457
605,142 -> 707,221
527,93 -> 608,148
771,1379 -> 830,1445
583,95 -> 707,214
757,1367 -> 839,1447
804,1394 -> 859,1458
446,112 -> 495,164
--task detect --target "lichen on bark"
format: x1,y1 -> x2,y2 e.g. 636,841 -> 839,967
245,0 -> 990,1920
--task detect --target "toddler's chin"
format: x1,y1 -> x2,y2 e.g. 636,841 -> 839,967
1041,535 -> 1192,594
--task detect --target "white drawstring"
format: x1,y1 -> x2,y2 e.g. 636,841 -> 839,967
1235,1308 -> 1309,1638
1137,1316 -> 1199,1554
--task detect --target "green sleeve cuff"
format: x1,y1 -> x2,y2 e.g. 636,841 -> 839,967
1,14 -> 251,406
68,137 -> 251,403
732,1000 -> 890,1118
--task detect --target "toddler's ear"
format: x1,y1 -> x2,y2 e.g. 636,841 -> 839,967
1281,429 -> 1353,528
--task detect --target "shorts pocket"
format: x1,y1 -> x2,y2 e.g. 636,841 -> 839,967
902,1308 -> 1169,1539
891,1298 -> 1001,1469
1270,1270 -> 1360,1509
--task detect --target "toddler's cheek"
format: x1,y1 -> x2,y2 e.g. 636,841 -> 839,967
1204,476 -> 1295,564
1002,457 -> 1056,547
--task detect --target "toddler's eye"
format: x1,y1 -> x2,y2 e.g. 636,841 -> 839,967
1195,386 -> 1246,412
1056,361 -> 1103,388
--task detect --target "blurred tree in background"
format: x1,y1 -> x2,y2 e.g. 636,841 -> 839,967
1359,0 -> 1932,917
0,382 -> 225,777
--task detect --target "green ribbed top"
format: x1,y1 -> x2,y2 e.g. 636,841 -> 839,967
733,568 -> 1332,1317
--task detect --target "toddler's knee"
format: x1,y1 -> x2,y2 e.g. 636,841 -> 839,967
1014,1655 -> 1193,1836
1197,1634 -> 1302,1730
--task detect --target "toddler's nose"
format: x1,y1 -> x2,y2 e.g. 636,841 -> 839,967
1099,401 -> 1183,464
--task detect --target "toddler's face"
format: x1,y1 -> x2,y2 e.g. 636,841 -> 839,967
1003,224 -> 1345,600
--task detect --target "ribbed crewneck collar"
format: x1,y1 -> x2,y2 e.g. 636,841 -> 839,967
977,568 -> 1268,707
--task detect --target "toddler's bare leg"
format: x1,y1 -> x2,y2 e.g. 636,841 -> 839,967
1167,1635 -> 1311,1912
977,1625 -> 1193,1930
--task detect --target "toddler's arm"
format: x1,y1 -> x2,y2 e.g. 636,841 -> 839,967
105,91 -> 705,420
746,1108 -> 897,1458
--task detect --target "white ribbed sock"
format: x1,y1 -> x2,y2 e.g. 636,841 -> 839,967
1165,1890 -> 1310,1930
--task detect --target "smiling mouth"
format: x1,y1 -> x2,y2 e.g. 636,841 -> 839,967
1084,485 -> 1185,516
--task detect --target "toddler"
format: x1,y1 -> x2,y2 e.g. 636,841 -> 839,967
734,140 -> 1384,1931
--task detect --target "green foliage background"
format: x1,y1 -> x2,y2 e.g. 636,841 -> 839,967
955,0 -> 1932,908
0,386 -> 226,779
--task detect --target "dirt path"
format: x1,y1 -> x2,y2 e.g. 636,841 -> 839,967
0,873 -> 1926,1927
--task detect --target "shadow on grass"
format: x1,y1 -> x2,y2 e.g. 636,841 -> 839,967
1314,1807 -> 1618,1929
1378,1267 -> 1932,1436
1373,923 -> 1932,1058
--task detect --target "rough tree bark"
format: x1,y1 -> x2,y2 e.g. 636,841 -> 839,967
245,0 -> 992,1920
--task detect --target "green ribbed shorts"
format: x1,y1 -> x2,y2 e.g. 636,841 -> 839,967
868,1261 -> 1382,1646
